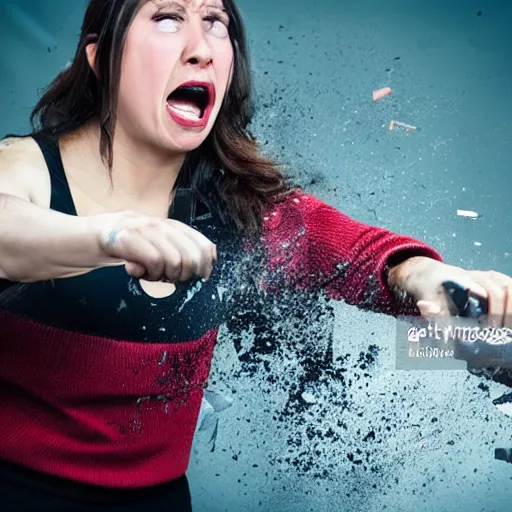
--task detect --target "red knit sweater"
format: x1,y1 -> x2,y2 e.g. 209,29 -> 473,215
0,192 -> 442,488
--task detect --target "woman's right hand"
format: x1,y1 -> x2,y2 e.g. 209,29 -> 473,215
91,211 -> 218,282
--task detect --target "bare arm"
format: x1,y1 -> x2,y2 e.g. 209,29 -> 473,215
0,137 -> 216,284
0,193 -> 116,281
0,137 -> 115,282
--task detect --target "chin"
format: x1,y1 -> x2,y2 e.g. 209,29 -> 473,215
170,136 -> 208,154
162,128 -> 213,154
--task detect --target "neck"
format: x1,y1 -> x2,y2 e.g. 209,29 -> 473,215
81,122 -> 186,202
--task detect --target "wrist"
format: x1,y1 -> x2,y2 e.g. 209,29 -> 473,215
387,256 -> 435,299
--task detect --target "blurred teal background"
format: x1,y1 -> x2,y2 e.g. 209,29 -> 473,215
1,1 -> 511,511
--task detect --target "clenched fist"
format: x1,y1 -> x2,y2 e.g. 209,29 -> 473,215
92,211 -> 217,282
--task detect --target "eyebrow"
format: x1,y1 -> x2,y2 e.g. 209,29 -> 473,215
151,1 -> 186,13
151,0 -> 226,12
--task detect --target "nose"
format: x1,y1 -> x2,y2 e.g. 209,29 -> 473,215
182,20 -> 214,69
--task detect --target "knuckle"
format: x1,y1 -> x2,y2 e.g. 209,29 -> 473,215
192,249 -> 203,268
169,260 -> 182,273
180,255 -> 193,270
144,253 -> 163,269
166,266 -> 181,281
166,251 -> 181,268
490,290 -> 505,306
203,240 -> 215,253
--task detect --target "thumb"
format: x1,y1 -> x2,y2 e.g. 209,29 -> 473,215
416,300 -> 442,317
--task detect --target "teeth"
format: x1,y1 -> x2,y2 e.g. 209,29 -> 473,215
167,103 -> 201,120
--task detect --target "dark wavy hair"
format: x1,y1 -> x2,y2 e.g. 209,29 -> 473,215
30,0 -> 296,235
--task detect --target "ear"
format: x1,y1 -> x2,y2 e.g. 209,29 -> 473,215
84,34 -> 99,74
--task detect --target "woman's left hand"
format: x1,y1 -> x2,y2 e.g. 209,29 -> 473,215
390,256 -> 512,328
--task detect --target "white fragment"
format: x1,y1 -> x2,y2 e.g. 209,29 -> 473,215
116,300 -> 127,313
195,397 -> 215,435
178,280 -> 203,313
301,392 -> 316,404
217,286 -> 227,302
474,242 -> 482,247
457,209 -> 480,219
495,402 -> 512,418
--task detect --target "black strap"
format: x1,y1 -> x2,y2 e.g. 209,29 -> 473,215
31,133 -> 77,216
169,188 -> 196,224
29,132 -> 211,225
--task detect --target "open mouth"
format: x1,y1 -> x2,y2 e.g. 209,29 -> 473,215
166,83 -> 213,121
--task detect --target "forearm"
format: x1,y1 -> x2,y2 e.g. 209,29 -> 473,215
0,194 -> 109,282
293,196 -> 443,315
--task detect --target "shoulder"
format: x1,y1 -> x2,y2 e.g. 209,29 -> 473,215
0,136 -> 51,207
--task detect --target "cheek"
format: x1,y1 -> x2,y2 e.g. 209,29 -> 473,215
215,46 -> 235,90
120,37 -> 179,107
127,50 -> 168,92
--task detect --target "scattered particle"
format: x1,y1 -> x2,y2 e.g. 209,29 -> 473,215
373,87 -> 392,102
301,392 -> 317,404
389,120 -> 417,132
457,209 -> 481,219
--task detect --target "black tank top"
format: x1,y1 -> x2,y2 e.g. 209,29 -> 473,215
0,134 -> 239,343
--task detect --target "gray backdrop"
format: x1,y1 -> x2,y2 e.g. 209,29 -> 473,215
1,1 -> 511,511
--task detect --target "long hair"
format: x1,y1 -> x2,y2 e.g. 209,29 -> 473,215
30,0 -> 296,236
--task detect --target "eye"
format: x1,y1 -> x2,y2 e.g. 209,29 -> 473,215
203,15 -> 229,38
153,14 -> 183,33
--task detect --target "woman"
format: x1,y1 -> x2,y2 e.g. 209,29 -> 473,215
0,0 -> 510,510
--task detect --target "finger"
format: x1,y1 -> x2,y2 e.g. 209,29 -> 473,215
466,270 -> 512,299
141,232 -> 183,283
442,275 -> 489,301
484,270 -> 512,287
434,286 -> 462,316
167,219 -> 213,245
167,222 -> 215,279
120,231 -> 164,281
416,300 -> 442,318
125,261 -> 146,279
168,220 -> 217,267
505,284 -> 512,328
470,276 -> 505,328
196,242 -> 215,280
164,231 -> 204,282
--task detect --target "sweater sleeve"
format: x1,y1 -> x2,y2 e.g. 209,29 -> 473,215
261,191 -> 444,317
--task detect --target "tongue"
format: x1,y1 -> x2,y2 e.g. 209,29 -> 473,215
167,98 -> 201,118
